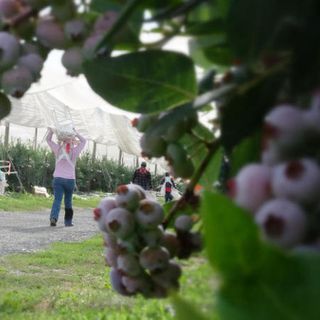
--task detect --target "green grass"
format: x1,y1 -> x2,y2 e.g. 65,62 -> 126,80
0,236 -> 218,320
0,192 -> 103,211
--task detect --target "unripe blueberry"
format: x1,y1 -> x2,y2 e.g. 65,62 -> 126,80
227,164 -> 272,214
105,247 -> 118,268
117,253 -> 141,277
128,183 -> 146,200
174,214 -> 193,232
0,32 -> 20,71
160,232 -> 180,258
171,157 -> 195,179
110,268 -> 132,296
255,199 -> 307,248
64,19 -> 86,41
141,226 -> 164,247
271,158 -> 320,206
82,34 -> 109,60
61,47 -> 83,76
140,134 -> 167,158
132,114 -> 157,132
17,53 -> 44,80
162,121 -> 186,142
122,275 -> 153,295
102,232 -> 118,249
135,199 -> 164,229
106,207 -> 135,239
36,18 -> 66,49
115,184 -> 140,211
1,66 -> 33,98
263,105 -> 307,150
151,262 -> 182,290
0,0 -> 19,19
96,197 -> 117,232
139,246 -> 170,271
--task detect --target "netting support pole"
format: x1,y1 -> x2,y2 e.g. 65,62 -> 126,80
154,164 -> 158,176
118,148 -> 123,166
4,122 -> 10,150
92,141 -> 97,161
33,128 -> 38,150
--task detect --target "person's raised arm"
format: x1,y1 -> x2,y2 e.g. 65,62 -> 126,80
73,128 -> 87,154
46,128 -> 59,154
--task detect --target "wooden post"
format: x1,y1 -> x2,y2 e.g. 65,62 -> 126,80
154,164 -> 158,176
118,148 -> 123,166
92,141 -> 97,161
136,156 -> 139,167
4,122 -> 10,149
33,128 -> 38,150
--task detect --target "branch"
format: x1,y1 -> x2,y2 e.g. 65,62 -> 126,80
93,0 -> 140,54
145,0 -> 208,22
2,6 -> 36,30
162,138 -> 221,229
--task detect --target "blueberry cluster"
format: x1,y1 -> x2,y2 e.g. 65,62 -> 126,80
132,109 -> 198,179
228,92 -> 320,250
0,0 -> 115,98
93,184 -> 202,297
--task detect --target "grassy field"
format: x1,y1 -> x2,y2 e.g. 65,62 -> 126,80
0,193 -> 218,320
0,192 -> 103,211
0,236 -> 217,320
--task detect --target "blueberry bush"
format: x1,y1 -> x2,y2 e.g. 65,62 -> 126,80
1,0 -> 320,319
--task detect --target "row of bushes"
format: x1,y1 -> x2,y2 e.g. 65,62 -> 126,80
0,141 -> 162,193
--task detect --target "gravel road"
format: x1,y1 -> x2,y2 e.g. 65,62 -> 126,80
0,208 -> 100,256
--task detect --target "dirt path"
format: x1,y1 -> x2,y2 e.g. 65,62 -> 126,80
0,208 -> 99,256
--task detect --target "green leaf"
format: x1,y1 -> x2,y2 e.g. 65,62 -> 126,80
229,130 -> 262,176
221,72 -> 285,151
172,295 -> 209,320
84,50 -> 197,113
202,191 -> 320,320
0,93 -> 11,120
201,192 -> 264,277
226,0 -> 317,62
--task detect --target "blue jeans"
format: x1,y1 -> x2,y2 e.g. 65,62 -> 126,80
50,177 -> 75,221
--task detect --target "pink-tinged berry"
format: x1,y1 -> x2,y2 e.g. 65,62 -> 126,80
1,66 -> 33,98
255,199 -> 307,248
0,32 -> 20,71
36,18 -> 66,49
271,158 -> 320,205
151,262 -> 182,290
139,246 -> 170,272
263,105 -> 307,149
96,197 -> 117,232
110,268 -> 132,296
135,199 -> 164,229
17,53 -> 44,80
141,226 -> 164,247
122,275 -> 152,295
160,232 -> 180,258
104,247 -> 118,268
117,253 -> 141,277
174,214 -> 193,232
105,207 -> 135,239
64,19 -> 86,41
228,164 -> 272,214
115,184 -> 140,211
61,47 -> 83,77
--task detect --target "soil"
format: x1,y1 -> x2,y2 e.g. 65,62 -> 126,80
0,208 -> 99,256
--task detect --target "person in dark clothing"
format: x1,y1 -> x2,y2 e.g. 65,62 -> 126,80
132,161 -> 152,190
160,172 -> 176,203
